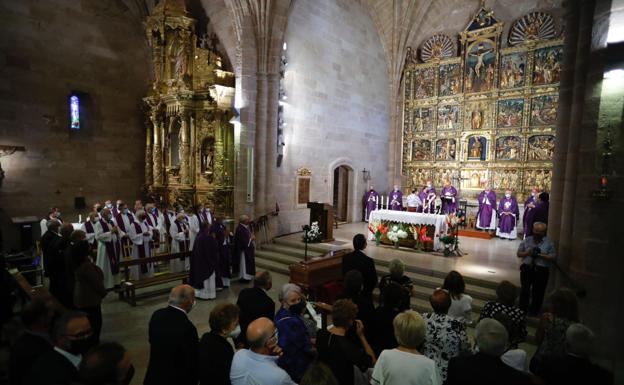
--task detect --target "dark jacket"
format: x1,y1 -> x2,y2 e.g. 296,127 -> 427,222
198,330 -> 234,385
41,231 -> 62,277
9,331 -> 53,385
342,250 -> 378,297
144,306 -> 199,385
24,348 -> 78,385
536,354 -> 613,385
73,261 -> 107,309
446,352 -> 532,385
235,287 -> 275,346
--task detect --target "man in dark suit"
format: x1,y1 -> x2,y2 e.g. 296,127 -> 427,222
144,284 -> 199,385
41,219 -> 62,277
536,323 -> 613,385
235,271 -> 275,347
446,318 -> 532,385
342,233 -> 377,298
25,311 -> 93,385
9,298 -> 55,385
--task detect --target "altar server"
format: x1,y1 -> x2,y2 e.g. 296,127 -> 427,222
94,208 -> 121,289
496,190 -> 520,240
523,187 -> 540,237
128,210 -> 154,279
232,215 -> 255,282
389,185 -> 404,211
419,180 -> 437,213
440,179 -> 458,214
364,185 -> 379,221
190,222 -> 219,299
81,211 -> 99,248
145,203 -> 163,253
476,185 -> 497,231
406,189 -> 422,212
169,213 -> 190,272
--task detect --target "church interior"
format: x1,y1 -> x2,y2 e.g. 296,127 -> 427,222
0,0 -> 623,384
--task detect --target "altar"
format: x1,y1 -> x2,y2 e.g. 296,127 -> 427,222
367,210 -> 448,250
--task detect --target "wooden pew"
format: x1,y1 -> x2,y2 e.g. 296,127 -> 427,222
118,251 -> 191,306
11,271 -> 66,313
289,248 -> 351,303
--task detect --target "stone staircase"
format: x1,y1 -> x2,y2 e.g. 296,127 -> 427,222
256,236 -> 538,345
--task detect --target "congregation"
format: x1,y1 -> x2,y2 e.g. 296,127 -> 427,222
3,209 -> 613,385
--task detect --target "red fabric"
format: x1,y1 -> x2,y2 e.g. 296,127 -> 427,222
318,280 -> 344,305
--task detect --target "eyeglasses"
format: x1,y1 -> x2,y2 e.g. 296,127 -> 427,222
269,329 -> 279,342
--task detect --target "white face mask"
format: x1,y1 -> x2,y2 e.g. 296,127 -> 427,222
228,324 -> 241,339
426,184 -> 432,188
505,193 -> 511,198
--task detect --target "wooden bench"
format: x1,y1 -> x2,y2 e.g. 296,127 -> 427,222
11,271 -> 66,313
118,251 -> 191,306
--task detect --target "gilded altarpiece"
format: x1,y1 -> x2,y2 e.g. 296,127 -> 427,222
142,2 -> 235,217
401,7 -> 562,198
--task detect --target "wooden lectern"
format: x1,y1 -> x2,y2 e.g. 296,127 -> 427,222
307,202 -> 334,242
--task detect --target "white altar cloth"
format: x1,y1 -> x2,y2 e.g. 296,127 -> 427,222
368,210 -> 448,250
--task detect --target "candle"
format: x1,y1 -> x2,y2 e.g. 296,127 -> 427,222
79,214 -> 82,223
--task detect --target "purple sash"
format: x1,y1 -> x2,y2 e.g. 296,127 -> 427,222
132,221 -> 148,274
99,219 -> 120,275
84,221 -> 95,246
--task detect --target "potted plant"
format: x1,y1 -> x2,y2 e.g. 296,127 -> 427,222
302,221 -> 322,243
387,225 -> 408,249
368,221 -> 389,246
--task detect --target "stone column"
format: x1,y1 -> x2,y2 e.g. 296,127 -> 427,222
265,73 -> 279,215
152,114 -> 164,186
255,73 -> 268,216
145,122 -> 153,186
180,109 -> 191,186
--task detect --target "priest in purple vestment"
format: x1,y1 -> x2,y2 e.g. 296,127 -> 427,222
524,192 -> 549,237
211,217 -> 231,289
522,187 -> 540,237
364,185 -> 379,221
389,185 -> 404,211
476,185 -> 497,231
440,179 -> 458,214
419,180 -> 437,213
232,215 -> 255,282
496,190 -> 520,240
190,222 -> 219,300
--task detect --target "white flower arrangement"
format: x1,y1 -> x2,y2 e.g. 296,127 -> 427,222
302,221 -> 322,242
387,225 -> 408,243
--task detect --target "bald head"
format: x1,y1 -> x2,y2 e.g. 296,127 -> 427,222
168,284 -> 195,313
430,289 -> 451,314
246,317 -> 276,354
533,222 -> 547,235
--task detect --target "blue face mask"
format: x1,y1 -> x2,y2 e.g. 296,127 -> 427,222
151,208 -> 157,214
123,208 -> 129,214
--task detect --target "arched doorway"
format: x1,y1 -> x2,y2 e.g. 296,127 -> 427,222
333,165 -> 351,222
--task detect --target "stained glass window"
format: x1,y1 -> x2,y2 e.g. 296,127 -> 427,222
70,95 -> 80,130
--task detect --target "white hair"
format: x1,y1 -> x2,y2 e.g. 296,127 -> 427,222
278,283 -> 301,302
388,259 -> 405,278
475,318 -> 508,357
566,323 -> 594,357
239,214 -> 249,223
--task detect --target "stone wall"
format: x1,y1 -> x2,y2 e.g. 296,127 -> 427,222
276,0 -> 390,233
0,1 -> 151,249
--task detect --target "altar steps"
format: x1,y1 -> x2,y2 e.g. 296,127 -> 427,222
256,238 -> 538,345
